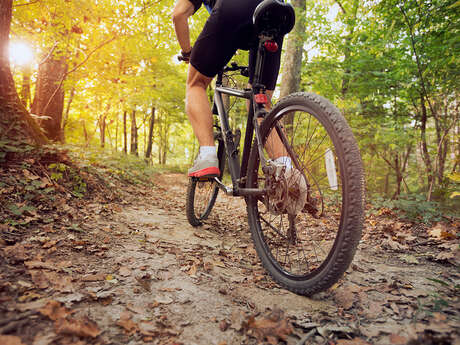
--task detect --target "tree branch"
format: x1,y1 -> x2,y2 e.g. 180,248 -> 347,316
42,35 -> 117,115
334,0 -> 346,14
13,0 -> 40,7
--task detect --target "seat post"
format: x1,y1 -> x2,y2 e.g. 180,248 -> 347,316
252,39 -> 266,92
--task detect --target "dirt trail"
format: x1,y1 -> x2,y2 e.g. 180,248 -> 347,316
1,173 -> 459,345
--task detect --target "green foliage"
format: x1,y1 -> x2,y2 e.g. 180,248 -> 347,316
447,172 -> 460,199
48,162 -> 87,197
371,193 -> 459,224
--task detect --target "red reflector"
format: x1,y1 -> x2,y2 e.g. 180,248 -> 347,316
255,93 -> 268,104
264,40 -> 278,52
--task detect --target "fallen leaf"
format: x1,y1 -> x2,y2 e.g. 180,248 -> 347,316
230,310 -> 246,331
42,240 -> 58,249
3,243 -> 29,261
117,310 -> 138,334
187,264 -> 198,276
399,254 -> 419,264
25,261 -> 57,270
81,273 -> 105,282
246,309 -> 293,343
429,223 -> 456,240
0,335 -> 26,345
30,270 -> 50,289
219,320 -> 229,332
154,295 -> 173,305
39,300 -> 72,321
334,288 -> 355,310
16,298 -> 49,312
18,291 -> 42,302
55,316 -> 101,338
363,301 -> 383,319
382,236 -> 408,251
336,339 -> 371,345
32,332 -> 57,345
118,266 -> 131,277
135,276 -> 151,292
389,334 -> 407,344
23,169 -> 40,180
138,321 -> 158,336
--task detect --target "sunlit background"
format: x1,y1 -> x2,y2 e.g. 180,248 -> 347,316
9,41 -> 34,67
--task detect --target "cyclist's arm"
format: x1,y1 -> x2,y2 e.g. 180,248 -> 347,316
172,0 -> 195,54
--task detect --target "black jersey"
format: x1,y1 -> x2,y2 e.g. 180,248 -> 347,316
189,0 -> 216,14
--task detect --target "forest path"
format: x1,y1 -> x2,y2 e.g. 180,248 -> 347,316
1,173 -> 459,345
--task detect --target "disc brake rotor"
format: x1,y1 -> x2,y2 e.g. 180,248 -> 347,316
265,164 -> 308,216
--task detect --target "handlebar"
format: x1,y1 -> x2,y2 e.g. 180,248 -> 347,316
223,62 -> 249,77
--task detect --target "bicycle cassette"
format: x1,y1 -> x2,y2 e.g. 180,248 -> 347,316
265,163 -> 308,215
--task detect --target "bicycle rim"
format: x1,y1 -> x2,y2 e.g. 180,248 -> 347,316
246,92 -> 364,295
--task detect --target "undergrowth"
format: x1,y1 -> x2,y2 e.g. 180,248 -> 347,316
370,193 -> 460,224
0,143 -> 189,240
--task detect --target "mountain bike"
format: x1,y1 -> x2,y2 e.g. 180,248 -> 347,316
185,0 -> 364,296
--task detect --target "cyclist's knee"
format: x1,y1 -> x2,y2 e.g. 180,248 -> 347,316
187,66 -> 212,90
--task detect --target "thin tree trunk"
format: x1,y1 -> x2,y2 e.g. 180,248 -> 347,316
130,109 -> 138,156
420,95 -> 434,199
115,112 -> 119,152
100,115 -> 106,148
82,119 -> 88,146
20,66 -> 31,109
123,110 -> 127,154
145,107 -> 155,160
62,86 -> 75,143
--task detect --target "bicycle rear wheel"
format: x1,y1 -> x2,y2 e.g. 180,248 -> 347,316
246,92 -> 364,295
186,136 -> 225,226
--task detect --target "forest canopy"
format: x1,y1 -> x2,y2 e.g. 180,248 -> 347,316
4,0 -> 460,215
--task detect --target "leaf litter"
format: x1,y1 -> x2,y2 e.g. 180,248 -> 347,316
0,167 -> 459,344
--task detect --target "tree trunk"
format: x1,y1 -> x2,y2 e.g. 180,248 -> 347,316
31,54 -> 67,142
100,114 -> 106,148
62,86 -> 75,143
115,113 -> 119,152
20,66 -> 31,109
0,0 -> 47,145
145,107 -> 155,160
130,109 -> 138,156
279,0 -> 306,99
123,111 -> 127,154
420,94 -> 434,199
82,119 -> 88,146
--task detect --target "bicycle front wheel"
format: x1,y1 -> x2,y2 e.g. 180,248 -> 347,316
186,137 -> 225,227
246,92 -> 364,295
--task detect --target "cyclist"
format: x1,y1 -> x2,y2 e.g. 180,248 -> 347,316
172,0 -> 291,177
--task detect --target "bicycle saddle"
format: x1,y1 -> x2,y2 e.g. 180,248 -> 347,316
253,0 -> 295,37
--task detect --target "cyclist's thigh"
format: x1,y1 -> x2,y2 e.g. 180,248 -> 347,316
190,0 -> 264,78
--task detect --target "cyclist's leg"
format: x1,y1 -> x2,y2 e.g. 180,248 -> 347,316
186,66 -> 214,147
246,86 -> 286,161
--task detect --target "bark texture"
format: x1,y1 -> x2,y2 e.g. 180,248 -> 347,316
0,0 -> 47,145
145,107 -> 155,160
279,0 -> 306,99
31,54 -> 67,142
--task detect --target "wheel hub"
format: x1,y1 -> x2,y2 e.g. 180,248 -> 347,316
264,163 -> 308,215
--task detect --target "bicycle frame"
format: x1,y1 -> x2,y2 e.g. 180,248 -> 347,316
212,38 -> 273,197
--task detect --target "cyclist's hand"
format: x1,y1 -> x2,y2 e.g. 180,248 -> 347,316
178,50 -> 191,63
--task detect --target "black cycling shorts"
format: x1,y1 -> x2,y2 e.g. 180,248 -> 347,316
190,0 -> 283,90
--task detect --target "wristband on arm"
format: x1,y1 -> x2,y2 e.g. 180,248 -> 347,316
179,49 -> 192,62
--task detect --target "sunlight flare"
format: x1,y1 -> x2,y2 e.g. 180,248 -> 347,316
9,41 -> 34,66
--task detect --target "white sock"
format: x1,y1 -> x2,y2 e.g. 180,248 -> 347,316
199,146 -> 216,157
274,156 -> 292,170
